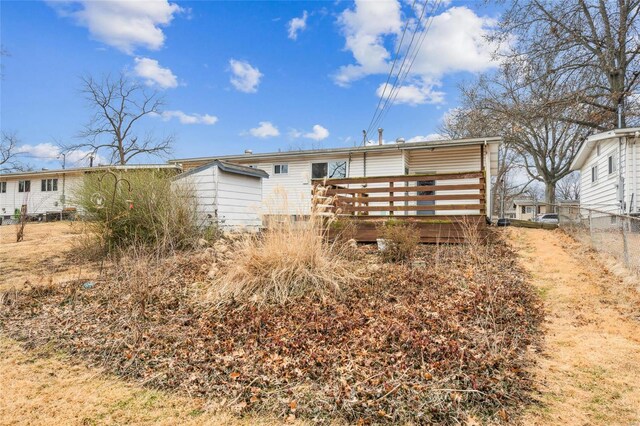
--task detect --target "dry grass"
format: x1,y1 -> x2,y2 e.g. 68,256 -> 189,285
207,187 -> 362,305
376,220 -> 420,263
0,335 -> 297,426
0,221 -> 96,291
509,228 -> 640,425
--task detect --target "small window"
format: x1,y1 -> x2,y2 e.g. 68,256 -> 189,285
312,161 -> 347,179
525,206 -> 533,214
18,180 -> 30,193
41,178 -> 58,192
0,182 -> 6,193
274,164 -> 288,175
521,206 -> 526,214
608,155 -> 616,174
591,165 -> 598,183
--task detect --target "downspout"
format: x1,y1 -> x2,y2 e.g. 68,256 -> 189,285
634,132 -> 639,212
619,137 -> 625,213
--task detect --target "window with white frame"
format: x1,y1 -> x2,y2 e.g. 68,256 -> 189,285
41,178 -> 58,192
591,165 -> 598,183
18,180 -> 30,193
311,160 -> 347,179
274,164 -> 288,175
608,154 -> 616,174
0,182 -> 6,193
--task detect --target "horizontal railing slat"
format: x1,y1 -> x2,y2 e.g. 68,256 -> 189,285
312,171 -> 484,185
324,183 -> 484,195
337,194 -> 484,203
341,204 -> 485,212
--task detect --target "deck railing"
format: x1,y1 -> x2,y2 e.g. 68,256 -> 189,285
312,171 -> 486,216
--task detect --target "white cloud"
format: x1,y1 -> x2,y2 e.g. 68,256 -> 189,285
248,121 -> 280,138
16,143 -> 104,167
334,0 -> 403,87
376,80 -> 445,106
334,3 -> 501,104
133,57 -> 178,89
407,133 -> 446,143
50,0 -> 182,54
303,124 -> 330,141
228,59 -> 263,93
160,110 -> 218,125
287,10 -> 308,40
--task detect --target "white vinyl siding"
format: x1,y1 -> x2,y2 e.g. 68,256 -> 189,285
171,164 -> 264,231
579,138 -> 622,214
216,170 -> 263,230
0,173 -> 81,218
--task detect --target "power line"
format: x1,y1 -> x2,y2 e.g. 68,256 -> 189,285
363,0 -> 418,144
367,0 -> 432,137
376,0 -> 442,128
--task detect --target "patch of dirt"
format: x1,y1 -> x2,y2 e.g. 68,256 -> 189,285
508,228 -> 640,425
0,221 -> 96,291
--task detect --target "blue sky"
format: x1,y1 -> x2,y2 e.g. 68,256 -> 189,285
1,0 -> 503,169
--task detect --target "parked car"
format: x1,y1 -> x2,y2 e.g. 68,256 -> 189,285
535,213 -> 559,224
496,218 -> 511,227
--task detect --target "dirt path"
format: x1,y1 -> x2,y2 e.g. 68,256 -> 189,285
509,228 -> 640,425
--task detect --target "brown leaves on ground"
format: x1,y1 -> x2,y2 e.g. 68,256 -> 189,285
0,234 -> 542,424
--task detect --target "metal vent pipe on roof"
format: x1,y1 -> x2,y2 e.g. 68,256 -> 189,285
378,128 -> 383,145
244,149 -> 253,154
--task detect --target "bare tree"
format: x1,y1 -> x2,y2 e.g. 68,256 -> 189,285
1,131 -> 23,172
455,52 -> 592,204
64,73 -> 172,165
496,0 -> 640,129
556,172 -> 581,201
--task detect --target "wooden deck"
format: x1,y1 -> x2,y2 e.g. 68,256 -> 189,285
313,171 -> 488,243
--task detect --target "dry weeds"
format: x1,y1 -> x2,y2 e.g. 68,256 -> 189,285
1,231 -> 542,424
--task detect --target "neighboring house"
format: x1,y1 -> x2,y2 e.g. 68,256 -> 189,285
513,198 -> 549,221
172,160 -> 268,231
570,128 -> 640,215
169,136 -> 501,219
0,164 -> 180,221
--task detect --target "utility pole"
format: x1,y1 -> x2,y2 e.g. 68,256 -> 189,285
58,153 -> 66,216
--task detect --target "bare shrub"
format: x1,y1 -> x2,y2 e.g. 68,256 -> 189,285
377,219 -> 420,263
75,170 -> 210,255
207,186 -> 362,305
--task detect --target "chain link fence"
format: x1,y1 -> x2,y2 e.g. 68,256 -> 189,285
558,205 -> 640,275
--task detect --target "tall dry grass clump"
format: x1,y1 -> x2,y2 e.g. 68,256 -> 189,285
208,186 -> 361,305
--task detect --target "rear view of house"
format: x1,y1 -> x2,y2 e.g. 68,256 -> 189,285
170,136 -> 500,242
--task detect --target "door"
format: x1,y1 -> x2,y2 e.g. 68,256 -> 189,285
417,180 -> 435,215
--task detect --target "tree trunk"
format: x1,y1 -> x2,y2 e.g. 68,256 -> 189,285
545,181 -> 556,206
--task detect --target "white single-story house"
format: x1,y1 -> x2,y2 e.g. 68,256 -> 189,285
169,136 -> 501,219
0,164 -> 180,222
570,128 -> 640,215
513,198 -> 550,221
172,160 -> 268,231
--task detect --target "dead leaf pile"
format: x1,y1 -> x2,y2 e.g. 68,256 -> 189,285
0,235 -> 542,424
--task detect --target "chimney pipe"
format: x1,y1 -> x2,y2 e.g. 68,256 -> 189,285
378,128 -> 383,145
